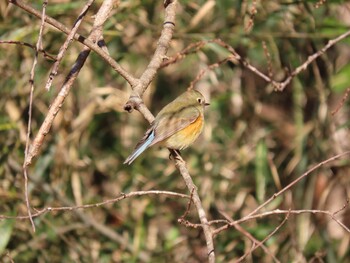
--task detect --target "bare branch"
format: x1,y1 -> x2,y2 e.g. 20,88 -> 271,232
262,40 -> 273,78
172,151 -> 215,263
188,56 -> 233,90
0,190 -> 189,220
178,187 -> 195,221
23,0 -> 48,233
277,28 -> 350,91
162,32 -> 350,93
0,40 -> 56,60
123,0 -> 177,112
8,0 -> 137,87
331,87 -> 350,115
24,0 -> 117,166
234,222 -> 281,263
245,0 -> 258,33
122,1 -> 216,259
160,41 -> 207,68
219,210 -> 280,263
45,0 -> 95,91
246,151 -> 350,218
237,212 -> 289,263
213,205 -> 350,236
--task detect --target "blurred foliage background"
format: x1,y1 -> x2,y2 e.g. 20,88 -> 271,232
1,0 -> 350,262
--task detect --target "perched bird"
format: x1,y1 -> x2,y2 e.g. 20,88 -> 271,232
124,89 -> 209,165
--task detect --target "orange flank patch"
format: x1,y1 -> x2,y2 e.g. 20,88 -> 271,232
164,115 -> 204,150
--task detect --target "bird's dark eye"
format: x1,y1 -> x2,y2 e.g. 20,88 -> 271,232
197,98 -> 202,104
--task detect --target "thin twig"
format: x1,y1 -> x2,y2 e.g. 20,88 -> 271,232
160,40 -> 207,68
39,179 -> 151,262
9,0 -> 137,87
162,33 -> 350,92
172,150 -> 215,263
213,206 -> 350,236
188,56 -> 234,90
219,210 -> 279,263
333,198 -> 350,216
123,0 -> 177,112
262,40 -> 273,78
0,40 -> 56,60
246,151 -> 350,218
212,153 -> 350,236
24,0 -> 117,166
276,28 -> 350,91
331,87 -> 350,115
179,188 -> 195,219
23,0 -> 48,233
0,190 -> 189,220
45,0 -> 95,91
3,251 -> 15,263
237,212 -> 289,263
178,202 -> 350,234
178,188 -> 195,226
245,0 -> 257,33
234,223 -> 280,263
239,208 -> 349,232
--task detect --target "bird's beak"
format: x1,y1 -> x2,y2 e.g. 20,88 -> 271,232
205,103 -> 210,106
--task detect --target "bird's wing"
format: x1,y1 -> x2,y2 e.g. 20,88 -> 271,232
149,106 -> 200,146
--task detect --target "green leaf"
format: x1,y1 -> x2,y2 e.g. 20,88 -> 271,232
331,63 -> 350,93
0,219 -> 14,254
255,140 -> 269,204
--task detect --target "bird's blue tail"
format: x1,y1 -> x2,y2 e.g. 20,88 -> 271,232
124,130 -> 155,165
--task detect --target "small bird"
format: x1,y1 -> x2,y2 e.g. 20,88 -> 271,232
124,89 -> 209,165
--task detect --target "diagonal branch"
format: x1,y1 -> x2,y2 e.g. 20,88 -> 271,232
45,0 -> 95,91
236,213 -> 289,263
245,151 -> 350,218
9,0 -> 137,87
161,32 -> 350,93
173,151 -> 215,262
123,0 -> 177,112
24,0 -> 117,166
213,151 -> 350,236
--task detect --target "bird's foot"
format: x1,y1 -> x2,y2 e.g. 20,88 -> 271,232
168,149 -> 181,160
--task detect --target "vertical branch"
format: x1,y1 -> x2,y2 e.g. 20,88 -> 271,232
173,151 -> 215,263
122,1 -> 216,261
124,0 -> 177,111
23,0 -> 48,232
